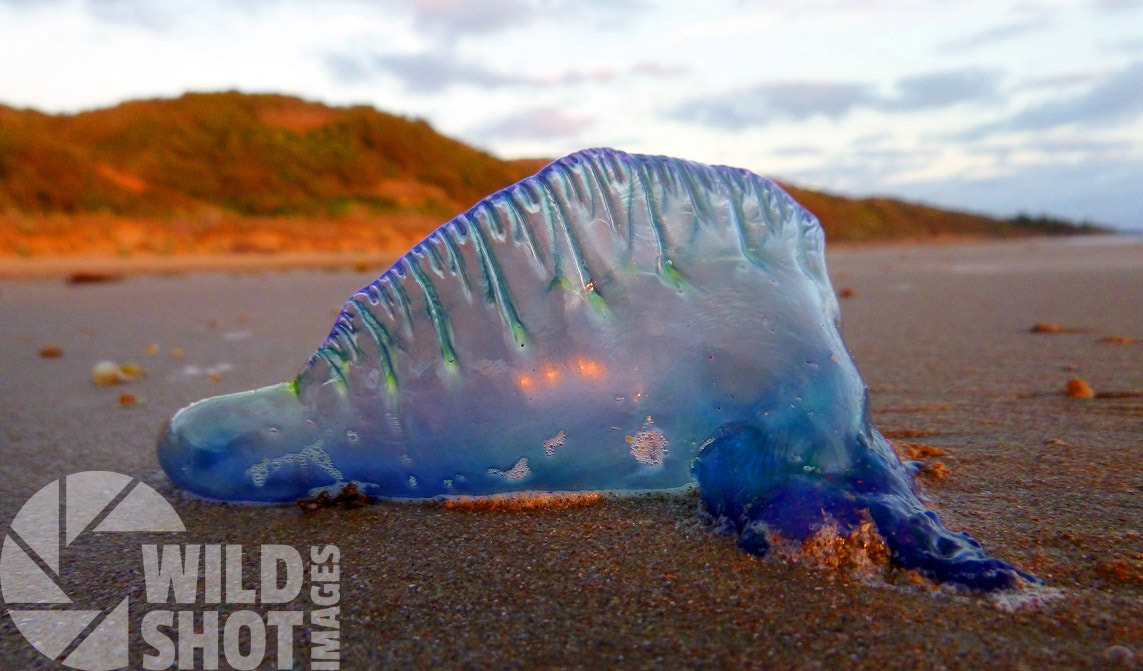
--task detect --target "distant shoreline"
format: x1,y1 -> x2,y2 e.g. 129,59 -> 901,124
0,250 -> 401,280
0,233 -> 1133,281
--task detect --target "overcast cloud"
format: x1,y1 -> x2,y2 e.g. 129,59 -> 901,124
959,61 -> 1143,139
0,0 -> 1140,230
330,49 -> 685,93
937,18 -> 1051,52
671,68 -> 1000,129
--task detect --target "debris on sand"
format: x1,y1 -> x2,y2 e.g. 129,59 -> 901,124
890,442 -> 951,484
439,491 -> 605,512
1065,378 -> 1094,399
297,482 -> 373,511
91,360 -> 146,386
1098,335 -> 1135,345
881,428 -> 938,439
67,272 -> 123,285
1030,322 -> 1087,334
38,345 -> 63,358
894,442 -> 947,459
917,461 -> 951,483
1094,390 -> 1143,399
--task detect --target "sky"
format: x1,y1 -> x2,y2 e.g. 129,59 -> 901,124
1,0 -> 1141,231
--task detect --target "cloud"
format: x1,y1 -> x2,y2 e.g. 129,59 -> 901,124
1024,137 -> 1133,154
548,62 -> 686,85
326,48 -> 682,93
783,147 -> 938,188
853,133 -> 892,146
1107,36 -> 1143,53
770,145 -> 825,157
886,68 -> 1000,110
1089,0 -> 1143,12
364,51 -> 533,92
0,0 -> 173,28
472,107 -> 594,140
0,0 -> 63,7
781,149 -> 1142,230
669,81 -> 875,130
670,68 -> 999,130
1016,71 -> 1103,91
959,60 -> 1143,138
937,18 -> 1050,52
630,62 -> 687,78
405,0 -> 540,37
401,0 -> 650,39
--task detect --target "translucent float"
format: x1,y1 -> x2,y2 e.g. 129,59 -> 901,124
158,148 -> 1036,589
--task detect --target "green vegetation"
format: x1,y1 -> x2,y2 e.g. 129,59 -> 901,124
1004,213 -> 1104,235
0,92 -> 1107,246
779,183 -> 1106,242
0,92 -> 537,218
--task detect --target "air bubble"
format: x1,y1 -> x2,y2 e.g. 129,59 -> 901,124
488,458 -> 530,480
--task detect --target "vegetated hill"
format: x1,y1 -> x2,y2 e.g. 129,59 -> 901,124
778,182 -> 1104,242
0,92 -> 1104,255
0,92 -> 538,219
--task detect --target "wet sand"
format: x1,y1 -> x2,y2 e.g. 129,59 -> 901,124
1,236 -> 1141,669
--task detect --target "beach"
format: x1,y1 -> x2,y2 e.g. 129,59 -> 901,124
1,235 -> 1140,670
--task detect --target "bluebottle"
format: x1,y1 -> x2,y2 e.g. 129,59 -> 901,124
158,148 -> 1037,590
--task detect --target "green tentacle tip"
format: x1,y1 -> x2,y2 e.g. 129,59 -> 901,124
662,263 -> 689,291
512,323 -> 530,349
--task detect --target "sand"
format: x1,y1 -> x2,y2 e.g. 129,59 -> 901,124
0,235 -> 1140,670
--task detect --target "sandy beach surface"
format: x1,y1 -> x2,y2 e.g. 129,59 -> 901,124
1,236 -> 1141,670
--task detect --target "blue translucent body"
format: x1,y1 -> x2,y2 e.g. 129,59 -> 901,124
158,148 -> 1036,589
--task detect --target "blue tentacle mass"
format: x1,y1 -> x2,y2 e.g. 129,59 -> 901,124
157,148 -> 1036,590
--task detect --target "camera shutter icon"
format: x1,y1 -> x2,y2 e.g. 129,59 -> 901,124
1,472 -> 184,671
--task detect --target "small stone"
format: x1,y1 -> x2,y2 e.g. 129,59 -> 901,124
119,363 -> 145,378
118,393 -> 138,407
38,345 -> 63,358
1031,322 -> 1063,333
1065,378 -> 1094,399
144,343 -> 161,356
1100,645 -> 1138,669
